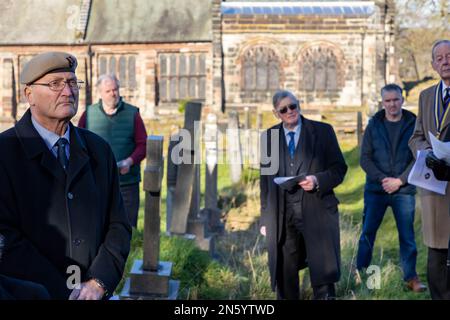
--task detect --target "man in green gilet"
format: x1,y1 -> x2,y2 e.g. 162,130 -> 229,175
78,74 -> 147,228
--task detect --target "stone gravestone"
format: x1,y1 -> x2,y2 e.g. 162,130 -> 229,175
120,136 -> 179,300
203,113 -> 223,233
166,126 -> 180,233
170,102 -> 202,234
185,110 -> 214,252
227,111 -> 243,184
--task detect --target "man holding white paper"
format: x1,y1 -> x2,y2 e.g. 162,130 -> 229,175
260,90 -> 347,300
408,39 -> 450,299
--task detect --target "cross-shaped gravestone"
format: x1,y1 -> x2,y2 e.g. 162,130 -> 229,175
120,136 -> 179,299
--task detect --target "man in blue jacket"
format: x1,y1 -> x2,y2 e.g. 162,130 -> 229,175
356,84 -> 426,292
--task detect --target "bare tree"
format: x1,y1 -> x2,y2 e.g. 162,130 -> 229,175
395,0 -> 449,81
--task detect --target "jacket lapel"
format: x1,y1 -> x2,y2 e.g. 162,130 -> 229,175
66,124 -> 90,189
296,117 -> 316,175
14,109 -> 66,185
438,84 -> 450,135
276,123 -> 286,177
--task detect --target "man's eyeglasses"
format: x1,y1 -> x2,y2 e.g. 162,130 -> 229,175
31,79 -> 84,91
277,103 -> 298,114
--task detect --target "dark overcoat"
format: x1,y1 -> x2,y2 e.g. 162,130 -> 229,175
0,109 -> 131,299
260,117 -> 347,290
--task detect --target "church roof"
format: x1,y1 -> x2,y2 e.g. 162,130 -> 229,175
0,0 -> 212,45
0,0 -> 82,45
86,0 -> 212,43
221,1 -> 376,16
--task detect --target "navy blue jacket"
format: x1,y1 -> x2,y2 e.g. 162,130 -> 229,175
360,109 -> 416,195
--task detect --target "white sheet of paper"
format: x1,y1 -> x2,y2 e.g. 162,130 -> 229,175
274,176 -> 296,185
408,150 -> 447,195
429,131 -> 450,165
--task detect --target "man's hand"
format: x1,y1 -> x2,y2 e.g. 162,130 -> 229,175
298,175 -> 318,192
260,226 -> 266,237
68,279 -> 105,300
425,151 -> 449,180
381,177 -> 403,194
118,157 -> 133,175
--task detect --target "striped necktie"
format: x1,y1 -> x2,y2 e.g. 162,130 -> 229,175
444,87 -> 450,111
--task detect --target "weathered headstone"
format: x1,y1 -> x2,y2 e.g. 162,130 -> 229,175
170,102 -> 202,234
204,113 -> 223,233
228,111 -> 243,183
166,127 -> 180,233
186,117 -> 214,253
120,136 -> 179,300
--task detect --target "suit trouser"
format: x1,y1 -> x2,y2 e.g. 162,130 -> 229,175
276,206 -> 336,300
427,247 -> 450,300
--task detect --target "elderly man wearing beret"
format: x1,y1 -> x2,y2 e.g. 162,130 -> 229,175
0,52 -> 131,300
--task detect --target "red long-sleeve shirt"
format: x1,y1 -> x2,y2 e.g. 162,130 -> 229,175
78,111 -> 147,165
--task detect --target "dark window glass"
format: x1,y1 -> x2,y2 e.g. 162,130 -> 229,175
119,56 -> 127,86
190,55 -> 197,75
199,54 -> 206,74
170,54 -> 177,76
199,77 -> 206,99
179,55 -> 187,76
99,56 -> 107,75
128,56 -> 137,89
170,77 -> 177,101
189,77 -> 197,98
109,56 -> 116,74
160,55 -> 167,76
179,77 -> 188,99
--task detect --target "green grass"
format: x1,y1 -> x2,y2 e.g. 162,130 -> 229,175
117,119 -> 430,300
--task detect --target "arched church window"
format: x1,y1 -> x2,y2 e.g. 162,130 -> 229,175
242,46 -> 280,93
299,46 -> 342,92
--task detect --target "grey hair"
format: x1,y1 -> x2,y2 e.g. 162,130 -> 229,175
96,73 -> 120,88
431,40 -> 450,61
272,90 -> 299,109
381,83 -> 403,98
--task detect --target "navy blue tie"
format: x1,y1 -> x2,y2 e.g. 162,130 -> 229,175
288,132 -> 295,158
56,138 -> 69,172
444,88 -> 450,112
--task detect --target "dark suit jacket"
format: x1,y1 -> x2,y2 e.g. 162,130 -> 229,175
260,117 -> 347,289
0,109 -> 131,299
